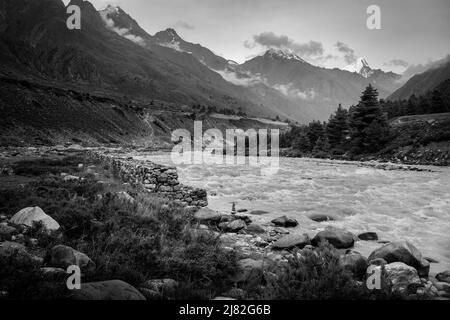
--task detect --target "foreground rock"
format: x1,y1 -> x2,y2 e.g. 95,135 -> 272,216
10,207 -> 60,232
367,241 -> 429,276
271,216 -> 298,228
272,234 -> 310,250
311,228 -> 355,249
369,262 -> 420,294
48,245 -> 95,271
71,280 -> 145,300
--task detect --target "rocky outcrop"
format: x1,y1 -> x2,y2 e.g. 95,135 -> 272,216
70,280 -> 146,300
87,151 -> 208,207
370,262 -> 421,294
10,207 -> 60,232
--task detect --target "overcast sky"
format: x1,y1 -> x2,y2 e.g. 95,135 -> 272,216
87,0 -> 450,73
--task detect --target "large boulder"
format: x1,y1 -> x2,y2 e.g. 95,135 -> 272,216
194,207 -> 222,223
48,245 -> 95,272
369,262 -> 421,294
311,228 -> 355,249
10,207 -> 60,232
272,234 -> 310,250
339,254 -> 368,280
246,223 -> 265,234
367,241 -> 428,276
271,216 -> 298,228
71,280 -> 145,300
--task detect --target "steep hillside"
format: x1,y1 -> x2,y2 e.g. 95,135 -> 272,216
388,56 -> 450,101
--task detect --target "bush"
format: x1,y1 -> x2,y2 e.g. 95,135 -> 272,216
255,244 -> 403,300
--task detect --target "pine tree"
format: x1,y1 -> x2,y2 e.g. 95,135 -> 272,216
431,90 -> 445,113
307,121 -> 324,149
350,84 -> 390,153
326,104 -> 349,151
292,129 -> 311,152
313,134 -> 331,157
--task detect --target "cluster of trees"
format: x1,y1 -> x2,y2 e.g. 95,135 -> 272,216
281,84 -> 391,156
192,104 -> 247,116
381,88 -> 449,119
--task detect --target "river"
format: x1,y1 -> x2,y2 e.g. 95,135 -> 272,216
137,153 -> 450,274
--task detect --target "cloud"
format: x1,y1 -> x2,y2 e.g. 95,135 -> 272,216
384,59 -> 409,68
272,83 -> 316,100
173,20 -> 194,30
245,32 -> 324,59
99,10 -> 145,46
335,41 -> 357,65
400,54 -> 450,82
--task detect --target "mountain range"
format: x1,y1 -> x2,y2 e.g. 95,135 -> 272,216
0,0 -> 439,125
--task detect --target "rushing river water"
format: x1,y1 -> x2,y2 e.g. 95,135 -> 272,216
138,153 -> 450,274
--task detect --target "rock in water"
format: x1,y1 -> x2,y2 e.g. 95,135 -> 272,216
246,223 -> 265,234
48,245 -> 95,271
10,207 -> 60,232
358,232 -> 379,241
308,213 -> 335,222
367,241 -> 429,276
194,207 -> 222,223
339,254 -> 368,280
271,216 -> 298,228
71,280 -> 146,300
272,234 -> 310,250
311,228 -> 355,249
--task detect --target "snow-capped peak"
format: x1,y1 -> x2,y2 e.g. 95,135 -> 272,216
264,48 -> 306,62
103,4 -> 121,15
344,58 -> 374,78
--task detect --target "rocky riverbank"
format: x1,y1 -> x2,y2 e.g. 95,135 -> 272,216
1,145 -> 449,300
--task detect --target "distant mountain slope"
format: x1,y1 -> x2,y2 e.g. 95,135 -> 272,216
0,0 -> 292,121
241,49 -> 401,118
388,57 -> 450,101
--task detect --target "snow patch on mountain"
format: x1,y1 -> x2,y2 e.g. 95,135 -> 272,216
99,6 -> 145,46
265,49 -> 306,63
344,58 -> 374,78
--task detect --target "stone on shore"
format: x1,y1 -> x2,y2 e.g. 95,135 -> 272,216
272,234 -> 310,250
311,228 -> 355,249
271,216 -> 298,228
246,223 -> 265,234
367,241 -> 429,276
10,207 -> 60,232
220,219 -> 247,233
436,270 -> 450,284
358,232 -> 379,241
71,280 -> 146,300
194,207 -> 222,223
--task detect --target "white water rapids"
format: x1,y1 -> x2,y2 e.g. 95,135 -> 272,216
137,153 -> 450,274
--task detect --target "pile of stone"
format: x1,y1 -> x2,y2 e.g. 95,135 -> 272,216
87,151 -> 208,207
